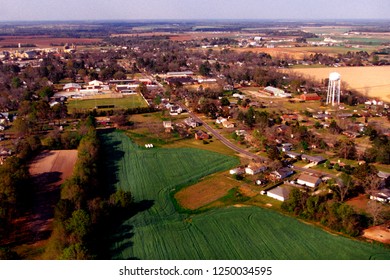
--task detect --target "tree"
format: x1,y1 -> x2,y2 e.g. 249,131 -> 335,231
331,174 -> 354,202
267,145 -> 281,161
65,209 -> 91,244
366,200 -> 385,226
220,97 -> 230,106
336,139 -> 357,160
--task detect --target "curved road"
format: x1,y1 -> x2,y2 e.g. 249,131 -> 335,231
181,103 -> 337,179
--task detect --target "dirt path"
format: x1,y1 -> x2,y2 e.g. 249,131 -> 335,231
10,150 -> 77,258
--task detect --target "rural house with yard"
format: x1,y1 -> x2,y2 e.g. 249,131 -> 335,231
266,186 -> 292,201
245,162 -> 267,175
297,174 -> 322,188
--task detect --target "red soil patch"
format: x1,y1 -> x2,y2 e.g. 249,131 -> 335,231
363,223 -> 390,244
346,194 -> 370,212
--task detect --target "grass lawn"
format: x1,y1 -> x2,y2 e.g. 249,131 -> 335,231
101,130 -> 390,260
67,95 -> 148,111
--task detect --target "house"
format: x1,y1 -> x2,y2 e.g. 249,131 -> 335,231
229,167 -> 245,175
184,117 -> 197,128
301,154 -> 326,165
235,130 -> 247,136
281,114 -> 298,122
378,171 -> 390,180
166,71 -> 194,78
267,186 -> 292,201
216,117 -> 227,124
63,83 -> 81,92
116,84 -> 137,94
170,105 -> 183,115
222,120 -> 235,128
300,93 -> 321,101
264,86 -> 291,97
370,189 -> 390,203
285,151 -> 302,159
245,163 -> 267,175
280,143 -> 293,152
163,121 -> 173,132
195,130 -> 209,140
297,174 -> 322,188
86,80 -> 104,90
342,130 -> 360,138
271,167 -> 294,180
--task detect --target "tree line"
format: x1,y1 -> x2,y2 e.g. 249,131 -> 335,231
44,117 -> 133,259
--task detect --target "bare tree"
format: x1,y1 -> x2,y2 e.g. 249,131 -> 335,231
366,200 -> 385,226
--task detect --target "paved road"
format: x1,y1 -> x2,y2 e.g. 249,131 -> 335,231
180,103 -> 338,179
179,104 -> 266,162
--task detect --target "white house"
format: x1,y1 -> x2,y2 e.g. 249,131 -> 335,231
63,83 -> 81,92
297,174 -> 322,188
267,186 -> 292,201
370,189 -> 390,203
245,163 -> 267,175
271,167 -> 294,180
222,120 -> 235,128
229,167 -> 245,175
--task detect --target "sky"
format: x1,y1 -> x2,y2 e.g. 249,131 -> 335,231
1,0 -> 390,21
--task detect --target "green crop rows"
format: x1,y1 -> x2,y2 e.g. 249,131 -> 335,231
101,131 -> 390,260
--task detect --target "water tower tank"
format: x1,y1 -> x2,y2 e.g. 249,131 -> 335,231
329,72 -> 341,81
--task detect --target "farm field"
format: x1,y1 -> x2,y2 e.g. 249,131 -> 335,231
0,35 -> 102,49
101,131 -> 390,260
67,94 -> 148,111
289,66 -> 390,102
13,150 -> 78,258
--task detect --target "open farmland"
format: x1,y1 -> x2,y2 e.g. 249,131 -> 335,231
12,150 -> 78,258
101,131 -> 390,260
0,35 -> 102,49
67,94 -> 148,111
290,66 -> 390,102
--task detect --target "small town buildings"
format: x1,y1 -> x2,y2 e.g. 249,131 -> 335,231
264,86 -> 291,98
285,151 -> 302,159
170,105 -> 183,115
229,167 -> 245,175
301,154 -> 326,165
300,93 -> 321,101
245,163 -> 267,175
281,114 -> 298,122
63,83 -> 81,92
222,120 -> 235,128
271,167 -> 294,180
195,130 -> 209,140
183,117 -> 197,128
163,121 -> 173,132
235,130 -> 247,136
116,84 -> 137,94
370,188 -> 390,203
266,186 -> 292,201
280,143 -> 293,152
297,174 -> 322,188
342,130 -> 360,138
86,80 -> 104,90
216,117 -> 227,124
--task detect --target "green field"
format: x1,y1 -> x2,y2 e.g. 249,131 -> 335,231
101,131 -> 390,260
67,95 -> 148,111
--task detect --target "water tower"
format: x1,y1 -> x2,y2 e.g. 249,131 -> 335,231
326,72 -> 341,106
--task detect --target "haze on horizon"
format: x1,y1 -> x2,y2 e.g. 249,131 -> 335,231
1,0 -> 390,22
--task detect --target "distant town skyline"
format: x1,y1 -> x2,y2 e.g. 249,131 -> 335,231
1,0 -> 390,22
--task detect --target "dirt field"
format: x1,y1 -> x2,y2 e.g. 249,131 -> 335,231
175,172 -> 236,210
0,36 -> 102,48
290,66 -> 390,102
363,223 -> 390,244
12,150 -> 78,259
